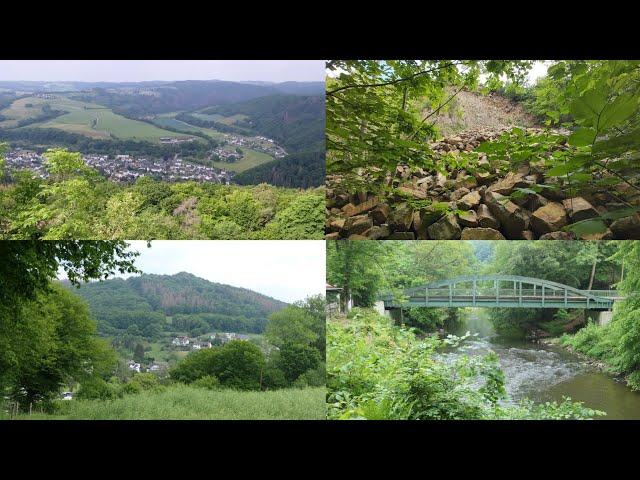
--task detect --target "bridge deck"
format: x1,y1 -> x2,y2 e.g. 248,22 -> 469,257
379,275 -> 621,310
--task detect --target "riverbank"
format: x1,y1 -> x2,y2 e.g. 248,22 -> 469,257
540,337 -> 629,386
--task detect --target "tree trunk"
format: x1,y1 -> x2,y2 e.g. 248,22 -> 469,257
588,260 -> 597,290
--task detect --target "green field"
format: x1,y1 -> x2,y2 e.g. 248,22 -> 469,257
0,97 -> 50,127
152,116 -> 226,140
191,112 -> 248,125
213,147 -> 273,173
0,95 -> 193,142
152,115 -> 275,172
6,386 -> 326,420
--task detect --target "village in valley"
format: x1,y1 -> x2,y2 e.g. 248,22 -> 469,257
3,128 -> 287,184
123,331 -> 254,379
4,148 -> 234,183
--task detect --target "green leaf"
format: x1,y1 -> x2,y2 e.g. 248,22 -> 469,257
568,127 -> 596,147
568,173 -> 592,182
570,89 -> 607,126
598,207 -> 640,221
545,164 -> 574,176
564,219 -> 608,237
599,94 -> 637,130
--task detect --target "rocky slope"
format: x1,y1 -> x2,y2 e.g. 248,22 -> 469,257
326,127 -> 640,240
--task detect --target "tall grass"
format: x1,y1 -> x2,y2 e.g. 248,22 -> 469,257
6,386 -> 326,420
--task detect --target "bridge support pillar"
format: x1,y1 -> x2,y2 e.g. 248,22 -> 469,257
596,310 -> 613,326
374,301 -> 389,316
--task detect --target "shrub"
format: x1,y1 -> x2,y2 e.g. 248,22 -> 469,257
76,377 -> 117,401
191,375 -> 220,390
293,363 -> 326,388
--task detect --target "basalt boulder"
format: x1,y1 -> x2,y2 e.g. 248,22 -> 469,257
427,214 -> 462,240
460,227 -> 505,240
530,202 -> 568,236
484,191 -> 528,239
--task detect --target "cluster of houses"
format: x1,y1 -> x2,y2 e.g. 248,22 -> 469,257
211,147 -> 243,163
171,332 -> 250,350
159,136 -> 195,145
212,332 -> 250,342
222,133 -> 287,158
4,148 -> 233,184
127,360 -> 169,375
2,150 -> 48,178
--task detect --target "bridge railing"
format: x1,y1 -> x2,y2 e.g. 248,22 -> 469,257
420,288 -> 584,298
586,290 -> 620,298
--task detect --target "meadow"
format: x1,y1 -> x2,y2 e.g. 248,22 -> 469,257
1,95 -> 189,141
5,386 -> 326,420
152,115 -> 226,139
191,112 -> 248,125
212,147 -> 273,173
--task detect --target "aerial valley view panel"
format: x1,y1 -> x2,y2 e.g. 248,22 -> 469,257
0,60 -> 325,240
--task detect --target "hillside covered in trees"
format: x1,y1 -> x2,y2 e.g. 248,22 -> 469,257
0,148 -> 325,240
65,272 -> 287,336
202,94 -> 325,153
234,151 -> 325,188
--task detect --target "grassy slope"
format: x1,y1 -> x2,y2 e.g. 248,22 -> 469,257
212,147 -> 273,173
1,95 -> 190,142
9,386 -> 326,420
153,115 -> 275,173
191,112 -> 248,125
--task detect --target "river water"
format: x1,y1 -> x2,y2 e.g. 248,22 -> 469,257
445,311 -> 640,419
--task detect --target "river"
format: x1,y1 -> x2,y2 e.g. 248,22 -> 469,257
445,311 -> 640,419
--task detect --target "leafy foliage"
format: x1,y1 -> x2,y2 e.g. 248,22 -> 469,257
485,241 -> 622,337
326,60 -> 532,176
234,151 -> 325,188
68,272 -> 287,336
327,308 -> 602,420
0,149 -> 324,239
0,284 -> 117,405
561,241 -> 640,390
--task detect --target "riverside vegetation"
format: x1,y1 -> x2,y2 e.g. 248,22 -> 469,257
326,240 -> 640,419
1,242 -> 326,420
326,60 -> 640,240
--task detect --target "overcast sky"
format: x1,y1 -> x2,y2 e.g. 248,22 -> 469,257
0,60 -> 325,83
60,241 -> 325,303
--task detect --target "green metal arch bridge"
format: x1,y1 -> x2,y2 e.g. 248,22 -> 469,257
379,275 -> 623,310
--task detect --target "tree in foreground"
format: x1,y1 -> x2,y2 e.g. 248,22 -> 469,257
0,240 -> 139,408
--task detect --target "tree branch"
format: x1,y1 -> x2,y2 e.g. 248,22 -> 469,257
326,62 -> 461,96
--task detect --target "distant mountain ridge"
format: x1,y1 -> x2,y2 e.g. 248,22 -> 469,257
63,272 -> 288,335
0,79 -> 324,96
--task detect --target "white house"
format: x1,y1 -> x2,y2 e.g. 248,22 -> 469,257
192,341 -> 212,350
172,336 -> 190,347
128,362 -> 141,373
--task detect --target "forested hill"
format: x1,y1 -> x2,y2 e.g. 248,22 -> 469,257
67,81 -> 324,118
234,151 -> 325,188
201,94 -> 325,153
63,272 -> 288,336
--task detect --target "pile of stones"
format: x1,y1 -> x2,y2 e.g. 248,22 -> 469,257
326,128 -> 640,240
